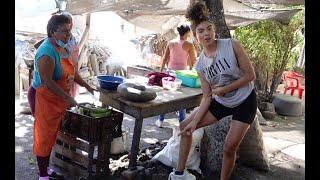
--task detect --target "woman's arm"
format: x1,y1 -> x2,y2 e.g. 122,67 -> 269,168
37,56 -> 77,106
191,73 -> 212,125
74,71 -> 94,94
213,39 -> 256,96
160,43 -> 170,72
187,43 -> 197,69
179,73 -> 212,135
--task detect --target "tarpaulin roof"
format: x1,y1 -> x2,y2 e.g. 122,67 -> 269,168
66,0 -> 303,32
238,0 -> 304,5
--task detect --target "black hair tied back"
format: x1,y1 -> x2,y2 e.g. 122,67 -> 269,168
185,2 -> 210,29
176,24 -> 190,36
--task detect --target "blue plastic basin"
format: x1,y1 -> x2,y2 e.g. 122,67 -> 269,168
97,75 -> 124,90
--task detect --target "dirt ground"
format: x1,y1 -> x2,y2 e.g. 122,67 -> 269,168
15,88 -> 305,180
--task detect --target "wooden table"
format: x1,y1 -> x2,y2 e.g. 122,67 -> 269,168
99,85 -> 203,168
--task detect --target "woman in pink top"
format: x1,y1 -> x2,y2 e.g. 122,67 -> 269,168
160,24 -> 197,72
157,24 -> 197,128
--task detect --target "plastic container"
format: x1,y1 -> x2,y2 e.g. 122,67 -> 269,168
175,70 -> 201,88
96,75 -> 124,90
162,78 -> 182,90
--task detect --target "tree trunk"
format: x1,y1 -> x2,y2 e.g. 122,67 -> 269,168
200,115 -> 270,176
268,72 -> 282,100
203,0 -> 231,38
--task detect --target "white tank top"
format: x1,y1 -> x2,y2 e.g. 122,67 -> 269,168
195,38 -> 254,108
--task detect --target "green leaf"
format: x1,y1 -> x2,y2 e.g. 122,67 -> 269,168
234,10 -> 304,102
27,156 -> 35,165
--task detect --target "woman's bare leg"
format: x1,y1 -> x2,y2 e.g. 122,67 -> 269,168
220,120 -> 250,180
176,108 -> 218,171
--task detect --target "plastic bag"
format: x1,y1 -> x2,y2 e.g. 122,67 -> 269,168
152,127 -> 204,174
110,131 -> 128,155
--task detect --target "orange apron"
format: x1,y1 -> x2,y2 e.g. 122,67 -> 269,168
69,44 -> 79,98
33,49 -> 75,157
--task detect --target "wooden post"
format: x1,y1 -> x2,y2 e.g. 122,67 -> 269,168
128,117 -> 144,168
78,13 -> 91,69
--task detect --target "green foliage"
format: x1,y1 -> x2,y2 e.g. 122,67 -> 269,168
234,9 -> 304,102
27,156 -> 35,165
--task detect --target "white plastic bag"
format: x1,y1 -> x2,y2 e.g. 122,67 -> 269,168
110,131 -> 128,155
152,127 -> 204,174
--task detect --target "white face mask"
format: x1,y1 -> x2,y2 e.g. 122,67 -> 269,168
56,39 -> 68,49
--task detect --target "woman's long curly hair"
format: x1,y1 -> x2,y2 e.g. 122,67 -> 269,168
185,2 -> 215,34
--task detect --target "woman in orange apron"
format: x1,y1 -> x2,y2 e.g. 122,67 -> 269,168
29,14 -> 94,180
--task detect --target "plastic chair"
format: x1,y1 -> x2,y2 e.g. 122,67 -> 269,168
282,71 -> 305,99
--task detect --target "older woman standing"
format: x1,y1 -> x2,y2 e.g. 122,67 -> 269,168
28,14 -> 94,180
168,2 -> 257,180
32,11 -> 80,99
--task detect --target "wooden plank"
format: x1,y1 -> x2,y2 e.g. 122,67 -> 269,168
78,14 -> 90,55
68,112 -> 92,142
87,145 -> 95,177
54,144 -> 90,167
100,88 -> 202,119
57,131 -> 92,152
140,94 -> 202,117
51,155 -> 89,178
100,86 -> 203,108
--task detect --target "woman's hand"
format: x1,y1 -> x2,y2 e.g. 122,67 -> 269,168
66,96 -> 78,108
179,120 -> 197,136
85,85 -> 95,95
74,72 -> 97,95
212,86 -> 226,97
